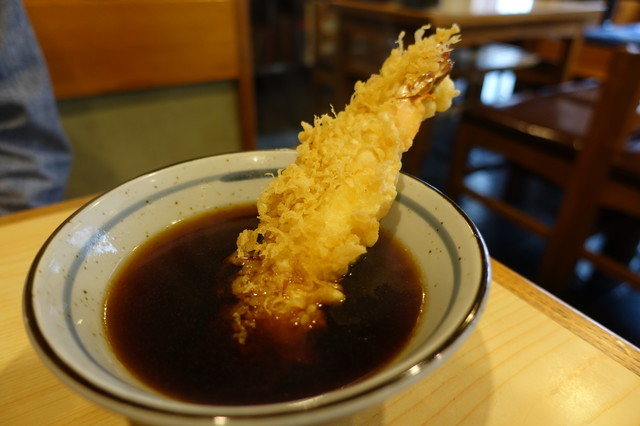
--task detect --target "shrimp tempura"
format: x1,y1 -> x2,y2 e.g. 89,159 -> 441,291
229,25 -> 460,348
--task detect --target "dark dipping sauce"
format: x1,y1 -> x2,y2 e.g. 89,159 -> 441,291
104,204 -> 424,405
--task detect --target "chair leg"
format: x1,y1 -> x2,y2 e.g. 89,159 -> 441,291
587,213 -> 640,290
503,163 -> 528,204
402,120 -> 433,177
447,121 -> 473,200
599,213 -> 640,270
535,164 -> 602,295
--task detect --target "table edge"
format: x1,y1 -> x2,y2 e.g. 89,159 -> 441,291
492,259 -> 640,376
0,195 -> 96,227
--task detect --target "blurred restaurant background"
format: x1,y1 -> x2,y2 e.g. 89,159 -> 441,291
24,0 -> 640,345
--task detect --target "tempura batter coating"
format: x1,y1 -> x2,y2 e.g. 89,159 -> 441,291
230,26 -> 460,345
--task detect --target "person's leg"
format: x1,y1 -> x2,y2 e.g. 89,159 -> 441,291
0,0 -> 72,215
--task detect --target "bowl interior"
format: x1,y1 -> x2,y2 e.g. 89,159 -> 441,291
25,149 -> 489,422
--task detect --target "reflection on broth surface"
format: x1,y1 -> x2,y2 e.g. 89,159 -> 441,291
104,204 -> 424,405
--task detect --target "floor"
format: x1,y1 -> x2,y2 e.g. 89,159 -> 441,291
254,67 -> 640,348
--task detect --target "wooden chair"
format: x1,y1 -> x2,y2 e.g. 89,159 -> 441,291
448,45 -> 640,295
24,0 -> 256,152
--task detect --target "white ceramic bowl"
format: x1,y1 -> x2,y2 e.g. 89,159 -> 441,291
24,150 -> 490,426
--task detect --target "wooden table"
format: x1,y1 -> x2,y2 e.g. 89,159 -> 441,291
329,0 -> 606,174
1,198 -> 639,425
331,0 -> 606,85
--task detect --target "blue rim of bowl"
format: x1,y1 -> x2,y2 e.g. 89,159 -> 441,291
22,150 -> 491,422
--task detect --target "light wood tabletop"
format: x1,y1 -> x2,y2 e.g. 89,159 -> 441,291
1,197 -> 639,425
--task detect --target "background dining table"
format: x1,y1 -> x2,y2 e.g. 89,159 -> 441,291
327,0 -> 607,175
329,0 -> 606,96
1,195 -> 639,424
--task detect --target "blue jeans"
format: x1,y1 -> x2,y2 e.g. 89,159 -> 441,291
0,0 -> 72,215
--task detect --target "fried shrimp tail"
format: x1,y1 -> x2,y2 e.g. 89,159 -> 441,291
229,25 -> 461,349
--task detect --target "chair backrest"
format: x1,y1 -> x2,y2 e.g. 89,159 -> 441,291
24,0 -> 256,151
